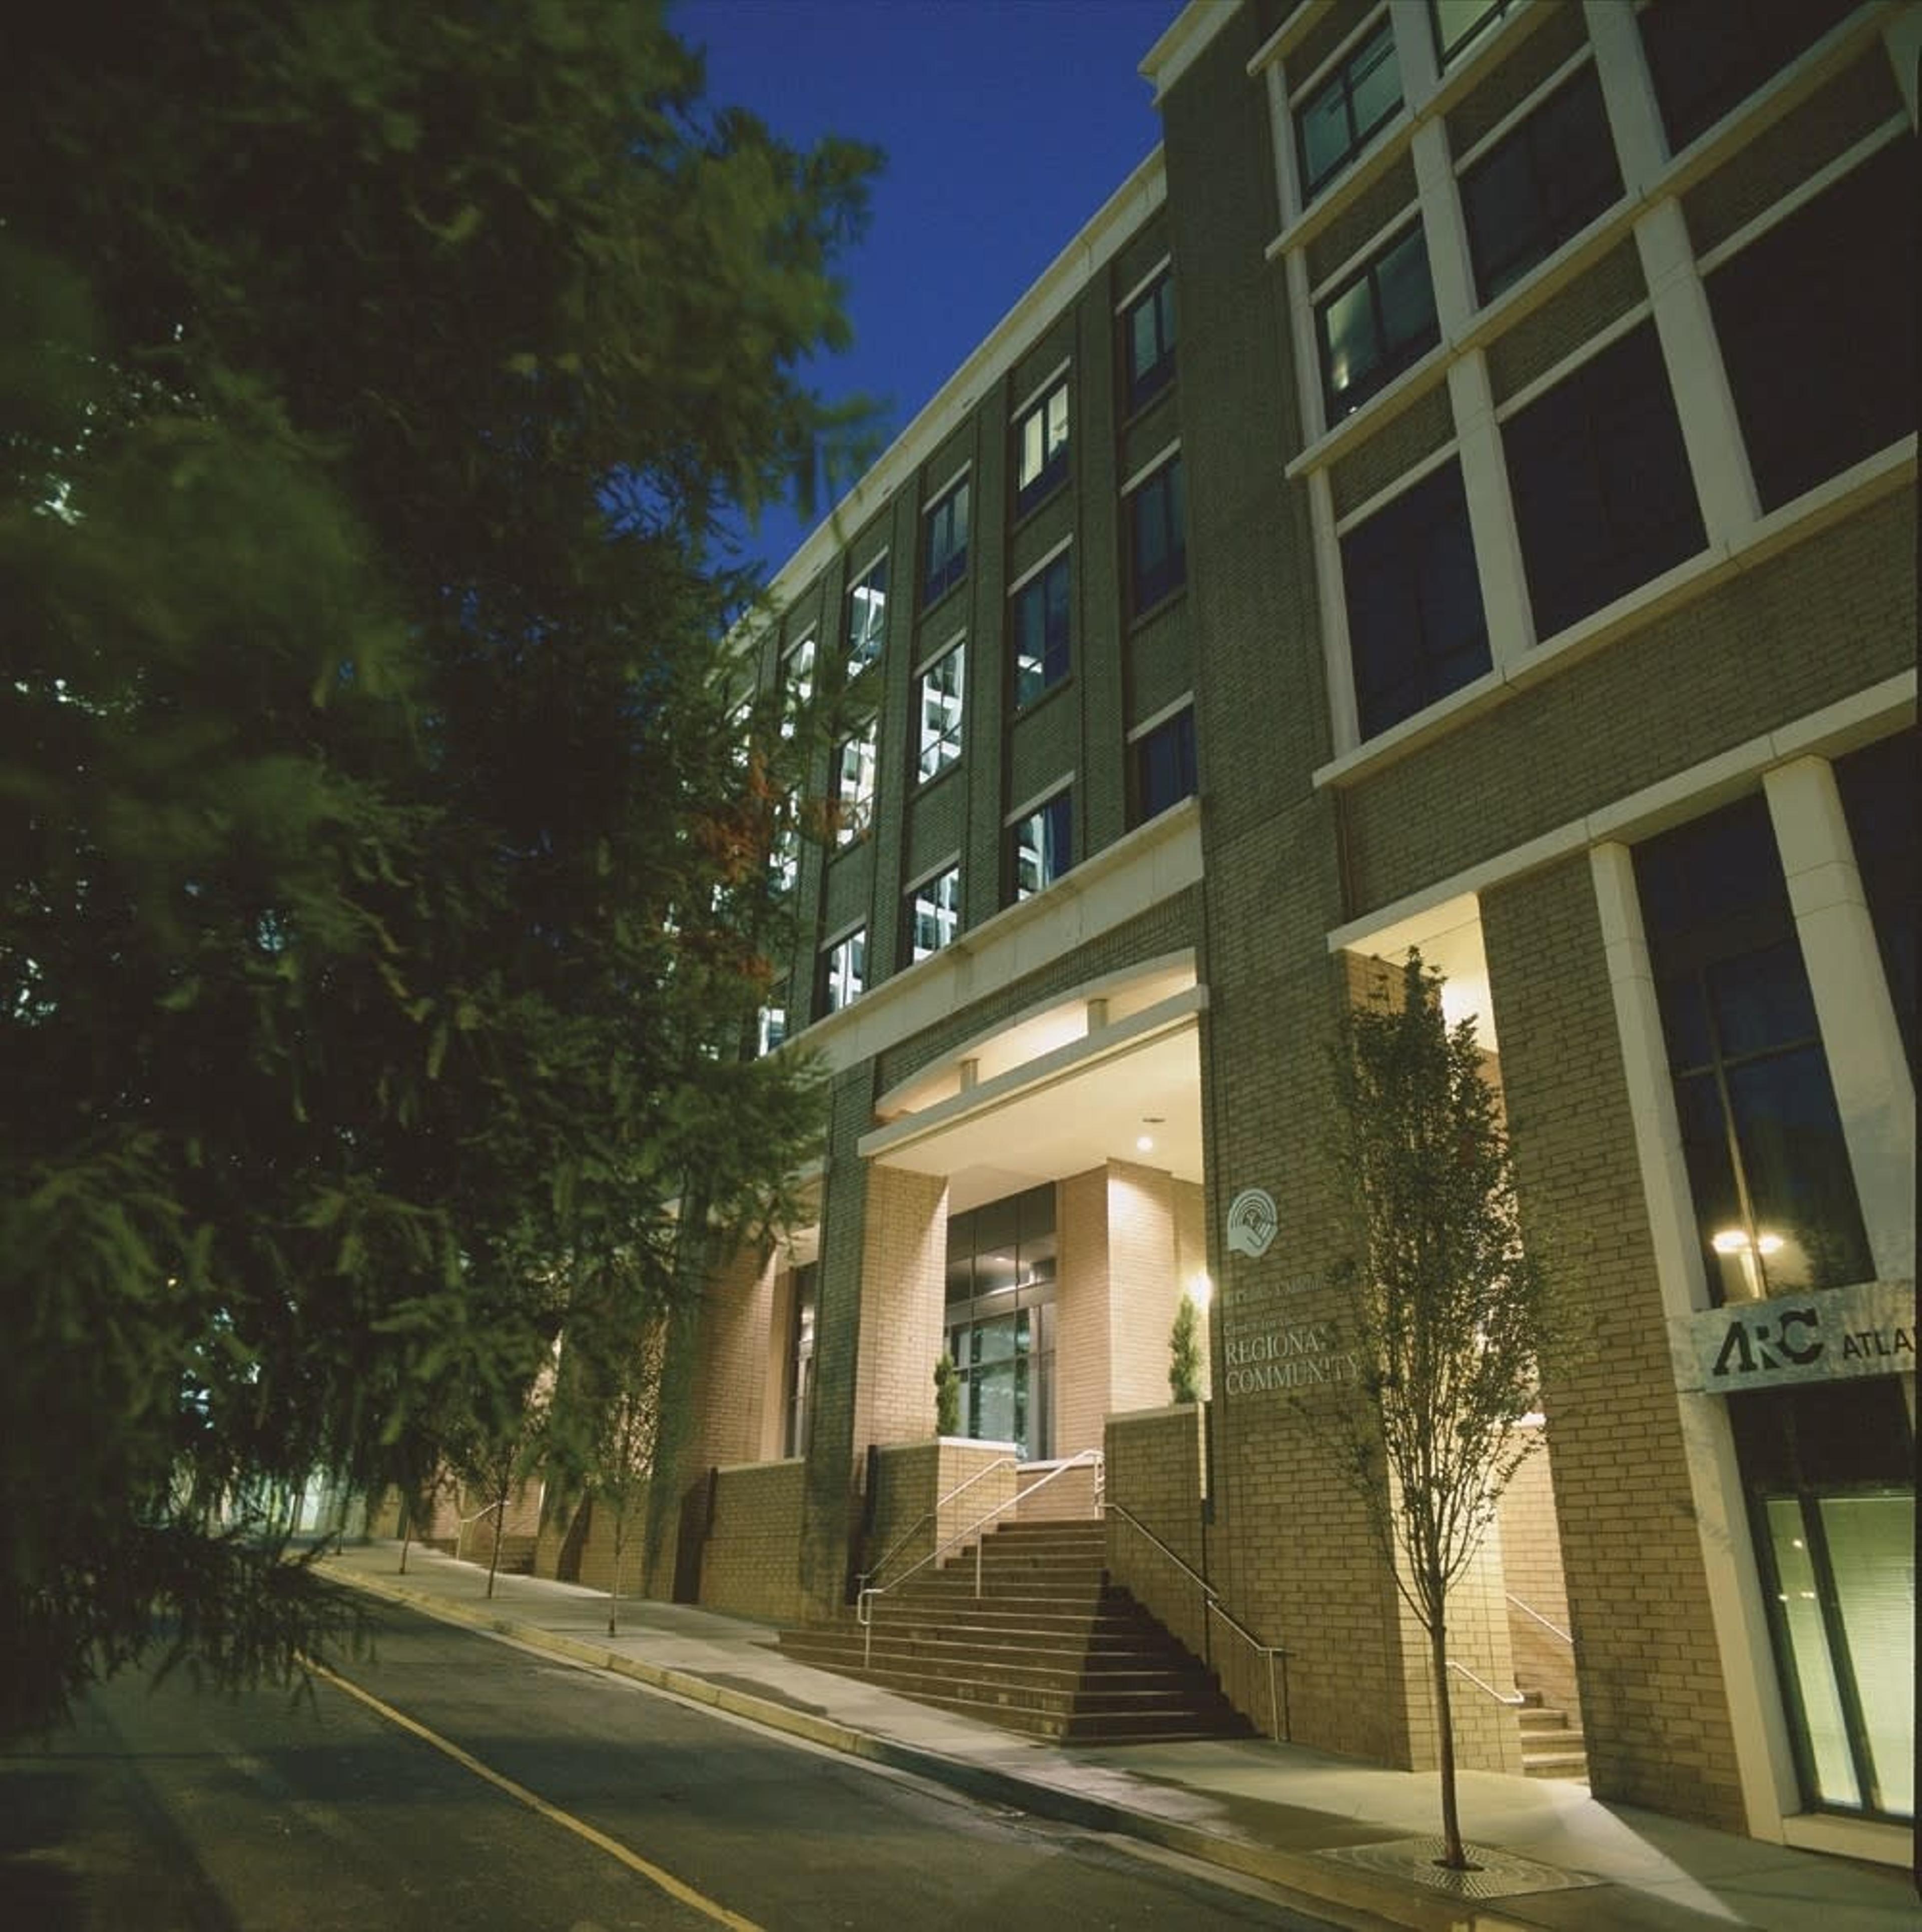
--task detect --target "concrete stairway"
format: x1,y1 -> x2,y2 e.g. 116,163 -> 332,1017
776,1518 -> 1252,1744
1517,1688 -> 1588,1779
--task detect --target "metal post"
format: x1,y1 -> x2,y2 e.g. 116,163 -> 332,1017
1267,1652 -> 1279,1743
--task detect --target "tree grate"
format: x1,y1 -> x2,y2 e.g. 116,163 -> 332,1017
1314,1836 -> 1602,1899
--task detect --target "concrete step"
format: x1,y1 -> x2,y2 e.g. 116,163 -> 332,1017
781,1634 -> 1210,1684
1517,1693 -> 1588,1778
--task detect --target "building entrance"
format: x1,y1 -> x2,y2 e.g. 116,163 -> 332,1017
944,1182 -> 1056,1461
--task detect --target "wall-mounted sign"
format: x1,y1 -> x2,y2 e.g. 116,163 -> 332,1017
1225,1187 -> 1278,1258
1678,1280 -> 1915,1395
1221,1318 -> 1361,1395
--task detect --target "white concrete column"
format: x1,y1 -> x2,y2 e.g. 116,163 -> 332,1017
1884,2 -> 1922,126
1446,349 -> 1535,667
1762,756 -> 1916,1282
1589,840 -> 1803,1841
1311,468 -> 1359,747
1634,198 -> 1760,548
1264,59 -> 1305,230
1285,246 -> 1326,445
1390,0 -> 1443,112
1585,0 -> 1669,188
1411,117 -> 1476,338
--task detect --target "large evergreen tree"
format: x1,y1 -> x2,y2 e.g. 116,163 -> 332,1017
0,0 -> 870,1738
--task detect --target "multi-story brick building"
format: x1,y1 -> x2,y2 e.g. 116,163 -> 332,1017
562,0 -> 1915,1864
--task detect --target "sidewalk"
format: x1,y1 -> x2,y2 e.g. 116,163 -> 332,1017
316,1540 -> 1915,1932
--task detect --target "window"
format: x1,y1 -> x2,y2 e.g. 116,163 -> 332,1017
1340,457 -> 1490,739
1128,456 -> 1186,615
1132,707 -> 1197,826
1640,0 -> 1859,155
1296,17 -> 1402,199
846,555 -> 887,673
784,1264 -> 817,1458
819,928 -> 865,1013
1009,790 -> 1073,902
905,864 -> 960,964
945,1184 -> 1057,1460
778,635 -> 815,738
1707,140 -> 1917,515
1318,221 -> 1438,420
922,476 -> 969,607
1012,554 -> 1071,708
1634,793 -> 1872,1304
1462,67 -> 1622,303
832,719 -> 875,846
1015,377 -> 1070,515
1430,0 -> 1513,65
1503,321 -> 1704,639
756,1006 -> 787,1058
916,642 -> 965,780
1123,271 -> 1177,411
768,821 -> 799,895
1834,729 -> 1918,1075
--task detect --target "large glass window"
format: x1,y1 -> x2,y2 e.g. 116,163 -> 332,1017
1430,0 -> 1513,66
1340,457 -> 1490,739
1707,140 -> 1917,515
1012,554 -> 1071,707
1015,378 -> 1070,515
1296,17 -> 1402,199
905,864 -> 960,964
1128,456 -> 1186,615
846,555 -> 887,674
1730,1381 -> 1914,1822
1640,0 -> 1859,155
819,928 -> 864,1014
1503,321 -> 1705,640
1833,729 -> 1917,1075
1009,789 -> 1073,903
922,477 -> 970,607
832,719 -> 876,846
1123,271 -> 1177,411
945,1183 -> 1057,1461
1317,220 -> 1439,421
916,642 -> 965,781
1634,794 -> 1873,1303
784,1264 -> 817,1458
1461,67 -> 1622,304
778,634 -> 815,739
1132,706 -> 1197,826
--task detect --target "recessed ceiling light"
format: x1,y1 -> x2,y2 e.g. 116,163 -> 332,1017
1136,1134 -> 1154,1152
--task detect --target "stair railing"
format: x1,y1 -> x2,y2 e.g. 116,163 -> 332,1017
1446,1659 -> 1527,1706
1505,1592 -> 1573,1646
857,1453 -> 1027,1599
855,1448 -> 1104,1666
1105,1502 -> 1290,1742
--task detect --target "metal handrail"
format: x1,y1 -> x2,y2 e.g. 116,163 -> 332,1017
1447,1659 -> 1526,1706
1105,1503 -> 1290,1742
856,1449 -> 1104,1664
857,1451 -> 1026,1595
1505,1592 -> 1573,1646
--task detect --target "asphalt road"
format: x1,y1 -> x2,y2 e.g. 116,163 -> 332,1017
2,1601 -> 1344,1930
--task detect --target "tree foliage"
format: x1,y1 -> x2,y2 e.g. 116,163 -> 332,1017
1326,953 -> 1549,1869
0,0 -> 872,1738
1168,1291 -> 1203,1405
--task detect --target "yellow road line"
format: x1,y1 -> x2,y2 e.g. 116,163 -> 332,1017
301,1656 -> 763,1932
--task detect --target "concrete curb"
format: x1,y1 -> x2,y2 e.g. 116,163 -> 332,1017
321,1564 -> 1602,1932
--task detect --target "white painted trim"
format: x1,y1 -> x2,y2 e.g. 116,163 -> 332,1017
1126,691 -> 1196,742
922,463 -> 971,512
1289,3 -> 1394,109
1305,199 -> 1427,306
912,626 -> 966,679
1328,430 -> 1461,535
1780,1812 -> 1914,1868
1450,350 -> 1536,670
1010,359 -> 1072,423
1246,0 -> 1335,77
1489,298 -> 1653,423
1449,44 -> 1595,176
1007,533 -> 1074,599
1114,252 -> 1174,317
1141,0 -> 1241,104
1005,772 -> 1076,828
1120,439 -> 1183,498
901,851 -> 963,899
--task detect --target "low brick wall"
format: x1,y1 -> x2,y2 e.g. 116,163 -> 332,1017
699,1459 -> 805,1623
1016,1459 -> 1101,1521
1105,1405 -> 1212,1670
862,1439 -> 1018,1593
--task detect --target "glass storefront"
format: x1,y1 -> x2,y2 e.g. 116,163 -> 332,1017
945,1183 -> 1057,1461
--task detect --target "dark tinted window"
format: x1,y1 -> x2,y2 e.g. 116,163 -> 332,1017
1834,728 -> 1918,1074
922,478 -> 969,607
1462,66 -> 1622,303
1431,0 -> 1514,66
1504,321 -> 1705,639
1133,708 -> 1198,825
1124,273 -> 1177,411
1010,791 -> 1073,902
1708,140 -> 1917,513
1318,221 -> 1439,420
1341,458 -> 1490,738
1129,458 -> 1187,615
1298,18 -> 1402,198
1012,555 -> 1071,708
1640,0 -> 1860,153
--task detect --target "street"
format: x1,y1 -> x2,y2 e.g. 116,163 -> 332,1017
1,1601 -> 1343,1930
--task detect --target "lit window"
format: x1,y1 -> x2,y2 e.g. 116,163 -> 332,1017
1461,67 -> 1622,304
846,556 -> 887,673
1128,457 -> 1186,616
779,634 -> 815,739
1015,378 -> 1070,516
820,929 -> 865,1013
1317,220 -> 1438,420
1502,321 -> 1704,640
1296,17 -> 1401,200
916,642 -> 965,781
757,1006 -> 787,1057
1132,708 -> 1197,826
1012,555 -> 1070,708
768,822 -> 799,895
905,865 -> 961,964
833,720 -> 876,846
1340,458 -> 1490,740
1009,790 -> 1073,903
923,477 -> 970,607
1123,271 -> 1177,411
